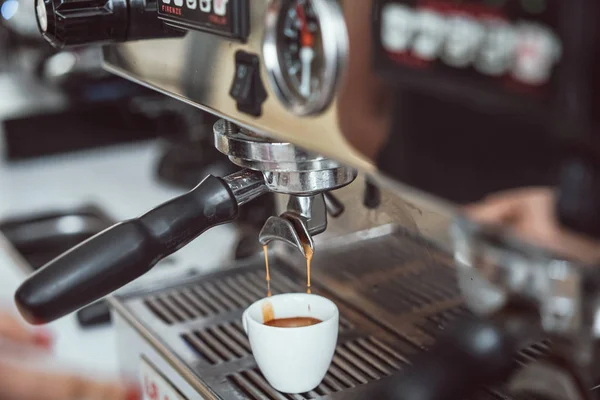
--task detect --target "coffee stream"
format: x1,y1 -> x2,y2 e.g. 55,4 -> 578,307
303,243 -> 313,295
261,241 -> 319,327
262,242 -> 313,296
263,245 -> 272,297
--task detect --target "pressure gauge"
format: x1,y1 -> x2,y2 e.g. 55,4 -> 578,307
263,0 -> 348,116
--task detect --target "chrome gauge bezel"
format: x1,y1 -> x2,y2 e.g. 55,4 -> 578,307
263,0 -> 348,116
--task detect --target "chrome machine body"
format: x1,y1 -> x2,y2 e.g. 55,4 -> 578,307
101,0 -> 367,170
20,0 -> 600,399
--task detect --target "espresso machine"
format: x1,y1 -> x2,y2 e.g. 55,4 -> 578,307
14,0 -> 600,398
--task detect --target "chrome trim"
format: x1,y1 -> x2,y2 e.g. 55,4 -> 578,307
222,169 -> 269,206
214,119 -> 357,194
262,0 -> 348,116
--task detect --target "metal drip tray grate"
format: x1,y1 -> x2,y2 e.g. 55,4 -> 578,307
120,225 -> 556,399
182,321 -> 250,365
143,270 -> 309,325
226,336 -> 407,400
368,265 -> 460,315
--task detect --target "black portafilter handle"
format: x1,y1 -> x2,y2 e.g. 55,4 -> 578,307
15,175 -> 240,324
375,317 -> 519,400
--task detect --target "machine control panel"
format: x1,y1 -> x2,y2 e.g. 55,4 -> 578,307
374,0 -> 563,105
158,0 -> 249,40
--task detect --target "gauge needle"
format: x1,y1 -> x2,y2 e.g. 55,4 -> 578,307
300,47 -> 314,97
296,3 -> 315,98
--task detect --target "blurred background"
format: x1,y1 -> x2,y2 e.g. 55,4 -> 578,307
0,0 -> 275,379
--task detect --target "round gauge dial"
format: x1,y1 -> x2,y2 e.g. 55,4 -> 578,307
263,0 -> 347,116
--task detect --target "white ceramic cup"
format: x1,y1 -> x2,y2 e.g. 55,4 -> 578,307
242,293 -> 339,394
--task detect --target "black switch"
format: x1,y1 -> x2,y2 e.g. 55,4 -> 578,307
231,62 -> 254,103
230,51 -> 267,117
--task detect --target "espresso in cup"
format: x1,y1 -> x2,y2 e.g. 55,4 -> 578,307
243,293 -> 339,394
260,299 -> 322,328
265,317 -> 322,327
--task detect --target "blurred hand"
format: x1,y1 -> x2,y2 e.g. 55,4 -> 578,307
0,312 -> 140,400
465,187 -> 600,265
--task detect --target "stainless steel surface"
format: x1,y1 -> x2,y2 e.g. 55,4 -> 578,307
102,1 -> 374,172
101,0 -> 456,260
449,215 -> 600,394
261,168 -> 356,197
322,193 -> 344,218
214,120 -> 357,196
286,194 -> 327,235
451,217 -> 593,339
222,169 -> 269,207
113,225 -> 555,399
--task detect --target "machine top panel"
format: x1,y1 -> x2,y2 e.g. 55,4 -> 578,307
104,0 -> 373,171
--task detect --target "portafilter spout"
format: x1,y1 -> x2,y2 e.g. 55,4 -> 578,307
259,194 -> 327,257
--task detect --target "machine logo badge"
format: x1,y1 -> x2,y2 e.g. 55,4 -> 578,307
200,0 -> 211,12
186,0 -> 196,9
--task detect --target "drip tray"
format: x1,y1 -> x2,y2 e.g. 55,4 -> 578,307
119,225 -> 548,400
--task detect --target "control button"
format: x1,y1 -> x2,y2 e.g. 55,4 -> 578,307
229,51 -> 267,117
413,9 -> 446,60
174,0 -> 183,6
512,23 -> 562,85
162,0 -> 171,4
200,0 -> 211,12
442,15 -> 485,67
381,4 -> 417,53
186,0 -> 196,9
214,0 -> 228,16
475,20 -> 516,76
